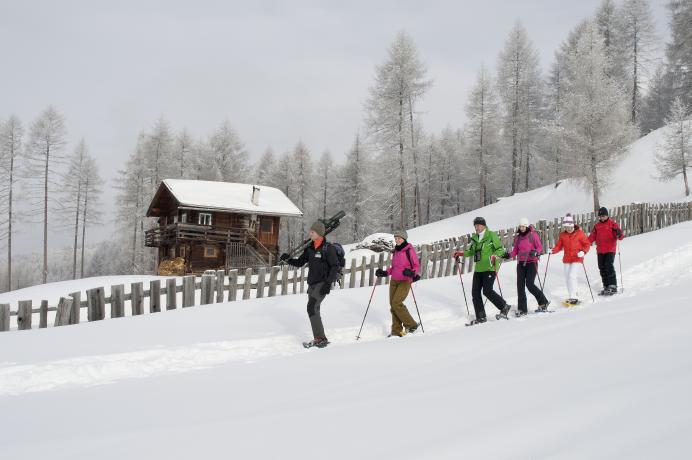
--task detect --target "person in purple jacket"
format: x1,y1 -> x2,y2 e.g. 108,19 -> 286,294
375,229 -> 420,337
502,217 -> 550,316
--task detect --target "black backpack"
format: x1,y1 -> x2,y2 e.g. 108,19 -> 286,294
324,242 -> 346,275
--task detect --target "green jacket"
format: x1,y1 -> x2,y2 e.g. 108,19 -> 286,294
463,229 -> 507,272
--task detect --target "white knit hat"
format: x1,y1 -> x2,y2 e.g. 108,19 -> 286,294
562,213 -> 575,227
518,217 -> 529,227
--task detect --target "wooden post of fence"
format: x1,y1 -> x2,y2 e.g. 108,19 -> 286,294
17,300 -> 32,330
182,275 -> 195,307
347,258 -> 356,289
166,278 -> 177,310
377,252 -> 385,285
87,288 -> 105,321
111,284 -> 125,318
268,266 -> 279,297
420,245 -> 429,279
385,252 -> 392,284
150,280 -> 161,313
0,304 -> 9,332
368,254 -> 376,287
39,300 -> 48,328
242,268 -> 253,300
216,270 -> 225,303
227,269 -> 238,301
256,267 -> 266,298
201,274 -> 214,305
54,297 -> 73,327
131,282 -> 144,315
69,291 -> 81,324
279,266 -> 288,296
359,256 -> 367,288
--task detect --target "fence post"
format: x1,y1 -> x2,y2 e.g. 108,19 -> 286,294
87,287 -> 105,321
268,266 -> 279,297
39,300 -> 48,328
201,274 -> 214,305
228,269 -> 238,302
420,245 -> 429,279
368,254 -> 376,287
348,258 -> 357,289
131,282 -> 144,315
216,270 -> 226,303
70,291 -> 81,324
17,300 -> 32,330
385,251 -> 392,284
111,284 -> 125,318
280,265 -> 289,295
359,256 -> 367,288
54,297 -> 73,327
182,275 -> 195,307
242,268 -> 253,300
166,278 -> 178,310
150,280 -> 161,313
0,304 -> 9,332
256,267 -> 266,298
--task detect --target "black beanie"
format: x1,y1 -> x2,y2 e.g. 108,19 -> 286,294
598,207 -> 609,217
473,216 -> 486,226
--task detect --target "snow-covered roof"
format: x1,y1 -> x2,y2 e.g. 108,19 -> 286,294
150,179 -> 303,217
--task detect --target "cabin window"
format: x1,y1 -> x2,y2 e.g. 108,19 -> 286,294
204,246 -> 218,258
260,218 -> 273,233
180,212 -> 188,223
198,213 -> 212,226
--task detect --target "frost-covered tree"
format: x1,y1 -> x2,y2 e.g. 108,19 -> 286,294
618,0 -> 659,125
254,147 -> 276,185
663,0 -> 692,108
543,52 -> 570,182
79,156 -> 102,278
562,22 -> 638,210
315,150 -> 335,220
173,128 -> 194,178
365,30 -> 431,229
26,106 -> 67,284
496,21 -> 542,194
640,64 -> 671,133
143,116 -> 174,191
0,115 -> 23,290
655,97 -> 691,196
337,134 -> 374,242
208,121 -> 250,183
61,139 -> 88,279
595,0 -> 628,81
465,66 -> 501,207
291,141 -> 314,237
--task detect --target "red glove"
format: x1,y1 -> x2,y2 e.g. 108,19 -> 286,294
453,251 -> 464,258
490,255 -> 497,264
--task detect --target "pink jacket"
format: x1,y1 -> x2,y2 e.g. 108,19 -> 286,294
509,228 -> 543,263
387,243 -> 420,282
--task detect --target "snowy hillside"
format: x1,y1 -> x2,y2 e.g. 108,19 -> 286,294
2,221 -> 692,459
350,126 -> 690,258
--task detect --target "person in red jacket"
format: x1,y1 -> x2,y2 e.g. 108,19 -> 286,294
552,214 -> 591,305
588,207 -> 624,296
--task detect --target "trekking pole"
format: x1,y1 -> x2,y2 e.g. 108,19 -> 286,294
535,261 -> 546,297
356,281 -> 379,340
409,285 -> 425,333
483,258 -> 503,308
455,257 -> 471,317
581,261 -> 595,303
617,241 -> 624,293
541,252 -> 552,291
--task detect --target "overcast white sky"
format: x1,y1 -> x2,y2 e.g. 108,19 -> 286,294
0,0 -> 668,254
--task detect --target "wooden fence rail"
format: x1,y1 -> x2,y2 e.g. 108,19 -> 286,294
1,201 -> 690,332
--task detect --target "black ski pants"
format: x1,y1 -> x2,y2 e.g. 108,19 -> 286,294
597,252 -> 617,288
472,271 -> 506,320
516,262 -> 549,313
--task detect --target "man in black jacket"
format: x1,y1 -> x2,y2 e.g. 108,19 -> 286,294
280,221 -> 339,348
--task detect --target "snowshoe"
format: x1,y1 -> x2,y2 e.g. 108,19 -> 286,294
515,310 -> 528,318
387,331 -> 406,338
465,317 -> 487,326
562,299 -> 581,307
495,305 -> 511,320
407,323 -> 420,334
535,301 -> 553,313
303,338 -> 330,349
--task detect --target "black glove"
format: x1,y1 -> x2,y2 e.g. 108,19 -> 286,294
319,283 -> 331,296
279,253 -> 290,262
501,253 -> 511,260
529,250 -> 538,257
375,268 -> 388,277
403,268 -> 415,277
613,228 -> 623,238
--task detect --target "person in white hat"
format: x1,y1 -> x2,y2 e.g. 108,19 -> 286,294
550,214 -> 591,305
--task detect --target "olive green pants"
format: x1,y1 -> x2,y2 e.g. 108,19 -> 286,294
389,280 -> 417,335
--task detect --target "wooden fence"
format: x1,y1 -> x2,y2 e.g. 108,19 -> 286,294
1,201 -> 690,332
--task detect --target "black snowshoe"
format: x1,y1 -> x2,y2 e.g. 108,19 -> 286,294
303,338 -> 330,349
514,310 -> 528,318
495,305 -> 511,320
534,301 -> 554,313
465,317 -> 487,327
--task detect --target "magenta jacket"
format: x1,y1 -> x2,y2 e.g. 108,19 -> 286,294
387,243 -> 420,282
509,228 -> 543,264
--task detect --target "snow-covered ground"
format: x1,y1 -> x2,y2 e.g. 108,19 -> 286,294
1,221 -> 691,459
349,124 -> 691,259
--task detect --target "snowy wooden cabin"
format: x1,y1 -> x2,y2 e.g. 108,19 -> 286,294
145,179 -> 302,274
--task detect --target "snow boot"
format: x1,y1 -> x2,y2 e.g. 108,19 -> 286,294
303,337 -> 330,349
535,301 -> 551,313
515,310 -> 528,318
407,323 -> 419,334
496,304 -> 511,320
465,317 -> 487,326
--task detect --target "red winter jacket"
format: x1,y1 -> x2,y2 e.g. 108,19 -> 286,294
588,218 -> 624,254
552,225 -> 591,263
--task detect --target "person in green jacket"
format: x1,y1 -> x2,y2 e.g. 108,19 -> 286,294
454,217 -> 511,325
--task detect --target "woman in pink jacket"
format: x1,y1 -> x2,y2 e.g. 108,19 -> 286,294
375,229 -> 420,337
502,218 -> 550,315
